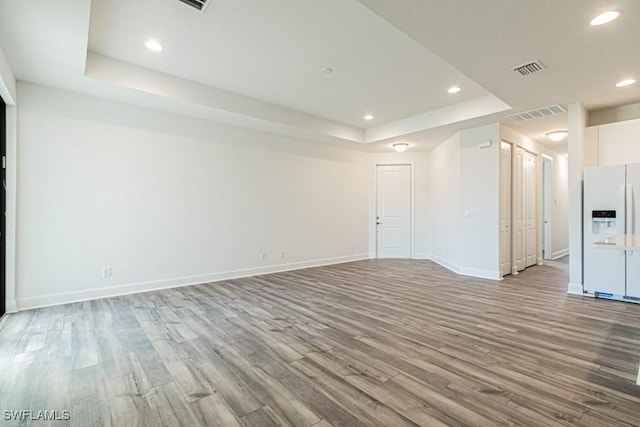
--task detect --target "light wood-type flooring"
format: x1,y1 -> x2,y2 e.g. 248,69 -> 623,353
1,259 -> 640,426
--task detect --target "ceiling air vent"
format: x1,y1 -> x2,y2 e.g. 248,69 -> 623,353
507,104 -> 566,122
512,60 -> 546,76
178,0 -> 212,12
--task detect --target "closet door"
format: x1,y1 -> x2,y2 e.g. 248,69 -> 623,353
525,151 -> 537,267
512,146 -> 526,273
499,142 -> 512,277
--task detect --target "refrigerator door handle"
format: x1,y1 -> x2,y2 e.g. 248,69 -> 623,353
619,184 -> 626,234
627,184 -> 634,235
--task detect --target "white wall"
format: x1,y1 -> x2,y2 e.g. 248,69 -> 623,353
368,151 -> 430,258
16,83 -> 370,309
500,125 -> 569,260
459,123 -> 501,278
428,124 -> 503,280
429,132 -> 462,272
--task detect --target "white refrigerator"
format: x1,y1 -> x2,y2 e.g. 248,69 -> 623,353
583,163 -> 640,300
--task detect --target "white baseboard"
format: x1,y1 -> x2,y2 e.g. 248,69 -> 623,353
367,252 -> 431,260
413,252 -> 431,260
567,282 -> 584,295
430,255 -> 500,280
15,253 -> 370,311
5,299 -> 17,313
458,267 -> 501,281
552,248 -> 570,260
430,255 -> 460,274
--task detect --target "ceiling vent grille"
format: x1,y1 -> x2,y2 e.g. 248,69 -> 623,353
512,60 -> 546,76
507,104 -> 566,122
178,0 -> 212,12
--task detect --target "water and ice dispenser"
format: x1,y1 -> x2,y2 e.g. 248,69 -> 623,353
591,210 -> 617,234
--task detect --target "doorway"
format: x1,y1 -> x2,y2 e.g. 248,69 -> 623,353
375,164 -> 412,258
541,156 -> 552,260
511,146 -> 538,274
499,141 -> 512,277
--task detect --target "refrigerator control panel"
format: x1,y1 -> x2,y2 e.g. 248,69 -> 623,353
592,210 -> 616,218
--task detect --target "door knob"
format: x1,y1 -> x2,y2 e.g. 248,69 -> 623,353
376,222 -> 382,225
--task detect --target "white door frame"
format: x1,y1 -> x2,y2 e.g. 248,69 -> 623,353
373,162 -> 414,259
542,154 -> 553,260
499,141 -> 512,277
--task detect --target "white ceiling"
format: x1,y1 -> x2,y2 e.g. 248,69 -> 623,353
1,0 -> 639,154
89,0 -> 491,128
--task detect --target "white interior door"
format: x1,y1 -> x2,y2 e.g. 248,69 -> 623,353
512,146 -> 526,273
525,151 -> 538,267
542,156 -> 552,260
376,164 -> 411,258
500,141 -> 512,277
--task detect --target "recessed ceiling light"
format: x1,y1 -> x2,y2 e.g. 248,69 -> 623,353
320,67 -> 334,74
546,130 -> 568,141
392,143 -> 409,152
145,40 -> 164,52
590,10 -> 620,26
448,86 -> 461,94
364,114 -> 374,121
616,79 -> 636,87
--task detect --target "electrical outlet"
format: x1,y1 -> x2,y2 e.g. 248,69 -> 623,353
102,267 -> 112,278
280,251 -> 285,259
260,252 -> 267,260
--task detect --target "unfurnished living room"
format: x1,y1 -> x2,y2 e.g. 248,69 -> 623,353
1,1 -> 640,426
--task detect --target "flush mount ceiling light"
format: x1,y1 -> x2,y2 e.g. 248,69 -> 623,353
392,143 -> 409,152
590,10 -> 620,26
320,67 -> 334,74
364,114 -> 374,121
546,130 -> 568,141
616,79 -> 637,87
448,86 -> 461,94
145,40 -> 164,52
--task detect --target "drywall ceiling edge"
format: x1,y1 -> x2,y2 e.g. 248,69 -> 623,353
365,94 -> 511,143
85,52 -> 365,144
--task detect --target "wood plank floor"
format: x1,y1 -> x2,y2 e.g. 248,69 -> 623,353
2,259 -> 640,426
